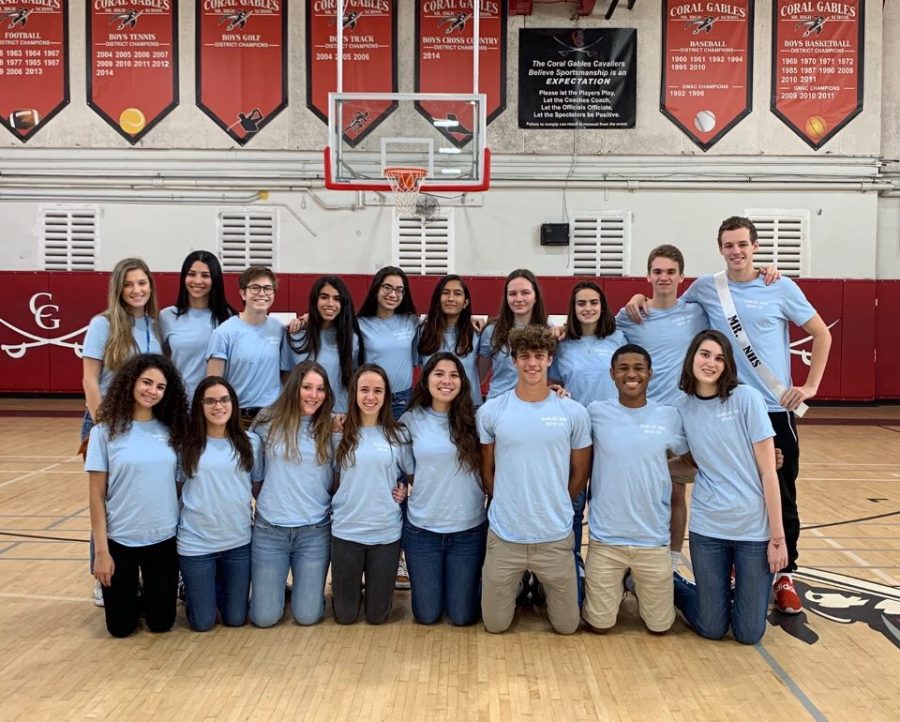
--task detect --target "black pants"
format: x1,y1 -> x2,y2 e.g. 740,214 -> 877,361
769,411 -> 800,573
331,536 -> 401,625
102,537 -> 179,638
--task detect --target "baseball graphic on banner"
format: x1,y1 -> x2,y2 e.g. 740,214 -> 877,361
694,110 -> 717,133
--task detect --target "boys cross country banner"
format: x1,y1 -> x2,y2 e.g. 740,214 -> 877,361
414,0 -> 507,148
86,0 -> 178,145
306,0 -> 397,148
0,0 -> 69,142
660,0 -> 754,151
771,0 -> 864,150
196,0 -> 287,146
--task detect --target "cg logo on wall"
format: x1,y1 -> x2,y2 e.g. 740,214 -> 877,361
0,292 -> 85,359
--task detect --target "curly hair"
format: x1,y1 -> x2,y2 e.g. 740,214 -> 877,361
489,269 -> 548,355
417,275 -> 475,357
508,326 -> 557,358
102,258 -> 161,372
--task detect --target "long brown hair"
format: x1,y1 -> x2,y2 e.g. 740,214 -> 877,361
102,258 -> 160,371
181,377 -> 254,478
564,280 -> 616,340
489,269 -> 548,355
417,275 -> 475,357
679,330 -> 739,401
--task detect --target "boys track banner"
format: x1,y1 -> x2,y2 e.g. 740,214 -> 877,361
196,1 -> 287,145
86,0 -> 178,145
306,0 -> 397,147
771,0 -> 864,150
0,0 -> 69,142
660,0 -> 754,151
414,0 -> 506,148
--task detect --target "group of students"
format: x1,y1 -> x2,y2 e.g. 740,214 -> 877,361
82,215 -> 831,644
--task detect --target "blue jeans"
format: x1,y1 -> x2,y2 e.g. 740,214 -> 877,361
674,531 -> 773,645
250,513 -> 331,627
402,520 -> 487,626
178,543 -> 251,632
391,388 -> 412,419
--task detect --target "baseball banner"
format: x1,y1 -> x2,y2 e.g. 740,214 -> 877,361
86,0 -> 178,145
660,0 -> 754,151
771,0 -> 864,149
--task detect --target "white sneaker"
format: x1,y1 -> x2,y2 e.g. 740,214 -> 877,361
91,580 -> 104,607
395,556 -> 410,590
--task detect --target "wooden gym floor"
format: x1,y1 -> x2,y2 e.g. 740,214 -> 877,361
0,400 -> 898,721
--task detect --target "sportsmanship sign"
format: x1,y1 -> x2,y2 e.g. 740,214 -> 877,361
771,0 -> 864,149
306,0 -> 396,147
660,0 -> 753,151
87,1 -> 178,144
414,0 -> 506,148
0,0 -> 69,142
196,1 -> 287,145
518,28 -> 636,129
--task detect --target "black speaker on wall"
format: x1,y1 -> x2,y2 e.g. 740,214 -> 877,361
540,223 -> 570,246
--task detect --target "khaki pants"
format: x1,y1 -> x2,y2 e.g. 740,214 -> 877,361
481,529 -> 579,635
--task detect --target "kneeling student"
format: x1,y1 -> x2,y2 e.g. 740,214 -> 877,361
582,344 -> 687,634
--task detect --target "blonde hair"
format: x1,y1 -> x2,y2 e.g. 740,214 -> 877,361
102,258 -> 159,371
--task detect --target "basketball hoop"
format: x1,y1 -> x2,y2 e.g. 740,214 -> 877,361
384,166 -> 428,215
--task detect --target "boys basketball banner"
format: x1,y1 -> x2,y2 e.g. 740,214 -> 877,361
196,1 -> 287,145
660,0 -> 754,151
0,0 -> 69,142
306,0 -> 397,147
86,1 -> 178,145
771,0 -> 864,150
414,0 -> 507,148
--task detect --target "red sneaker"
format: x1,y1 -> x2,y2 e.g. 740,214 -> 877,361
774,575 -> 802,614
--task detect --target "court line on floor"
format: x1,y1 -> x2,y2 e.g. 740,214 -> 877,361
0,531 -> 87,543
0,591 -> 86,602
45,505 -> 89,531
801,510 -> 900,531
754,643 -> 827,722
809,529 -> 899,585
0,458 -> 78,489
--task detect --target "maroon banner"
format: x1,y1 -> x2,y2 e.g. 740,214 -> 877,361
306,0 -> 397,147
196,1 -> 287,146
0,1 -> 69,142
415,0 -> 506,148
660,0 -> 753,151
86,1 -> 178,145
771,0 -> 864,149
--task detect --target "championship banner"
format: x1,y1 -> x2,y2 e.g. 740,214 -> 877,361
87,1 -> 178,145
306,0 -> 396,147
196,1 -> 287,145
0,0 -> 69,142
415,0 -> 506,148
518,28 -> 636,129
771,0 -> 864,149
660,0 -> 753,151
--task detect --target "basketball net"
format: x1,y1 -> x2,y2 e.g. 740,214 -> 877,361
384,166 -> 428,216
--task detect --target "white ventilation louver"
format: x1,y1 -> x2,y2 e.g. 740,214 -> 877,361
392,209 -> 454,275
745,210 -> 808,278
570,211 -> 631,276
218,208 -> 276,272
41,207 -> 97,270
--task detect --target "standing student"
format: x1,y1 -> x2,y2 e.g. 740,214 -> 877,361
477,327 -> 591,635
250,362 -> 335,627
85,354 -> 189,637
670,330 -> 786,644
331,365 -> 412,625
159,251 -> 237,401
401,353 -> 486,626
177,377 -> 262,632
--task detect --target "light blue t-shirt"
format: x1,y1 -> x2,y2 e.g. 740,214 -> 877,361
418,326 -> 483,407
82,314 -> 162,396
616,299 -> 709,406
587,399 -> 688,546
682,276 -> 816,412
477,390 -> 591,543
84,419 -> 178,547
400,407 -> 486,533
159,306 -> 220,401
206,315 -> 284,408
281,327 -> 360,413
549,330 -> 627,406
477,323 -> 529,400
357,314 -> 419,394
331,426 -> 413,545
254,419 -> 335,527
678,385 -> 775,542
176,433 -> 263,556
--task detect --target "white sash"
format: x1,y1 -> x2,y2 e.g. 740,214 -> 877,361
713,271 -> 807,417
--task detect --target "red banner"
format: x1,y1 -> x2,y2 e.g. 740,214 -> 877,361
196,1 -> 287,145
306,0 -> 397,147
771,0 -> 864,149
86,1 -> 178,145
0,1 -> 68,142
415,0 -> 506,148
660,0 -> 753,151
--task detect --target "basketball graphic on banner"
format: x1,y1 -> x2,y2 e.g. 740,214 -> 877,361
805,115 -> 828,141
694,110 -> 717,133
119,107 -> 146,135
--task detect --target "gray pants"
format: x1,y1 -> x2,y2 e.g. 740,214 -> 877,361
331,536 -> 401,625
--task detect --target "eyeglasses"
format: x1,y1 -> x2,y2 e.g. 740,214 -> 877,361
379,283 -> 405,297
245,284 -> 275,295
201,396 -> 233,407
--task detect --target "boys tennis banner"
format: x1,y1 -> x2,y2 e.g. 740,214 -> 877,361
306,0 -> 397,147
196,1 -> 287,145
0,0 -> 69,142
771,0 -> 864,149
414,0 -> 507,148
660,0 -> 754,151
86,1 -> 178,145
